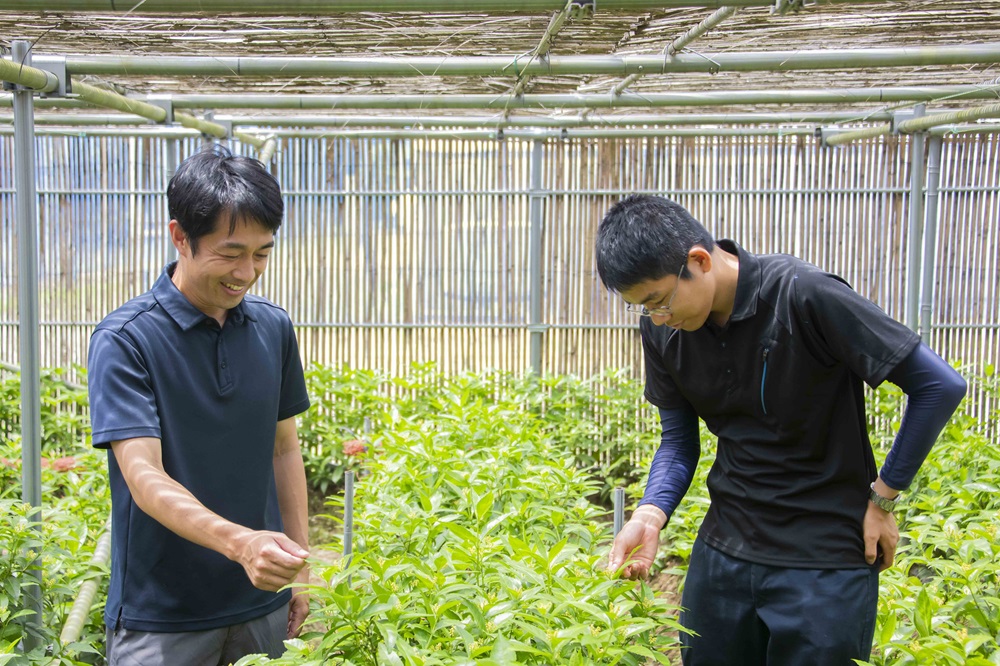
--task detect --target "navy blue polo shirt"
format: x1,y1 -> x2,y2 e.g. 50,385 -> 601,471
88,263 -> 310,632
641,241 -> 920,568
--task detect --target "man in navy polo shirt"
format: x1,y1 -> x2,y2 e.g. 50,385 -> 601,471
598,195 -> 966,665
88,147 -> 311,665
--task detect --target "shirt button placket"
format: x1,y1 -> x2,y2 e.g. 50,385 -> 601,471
217,331 -> 232,391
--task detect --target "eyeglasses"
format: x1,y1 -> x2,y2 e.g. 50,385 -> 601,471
625,263 -> 686,317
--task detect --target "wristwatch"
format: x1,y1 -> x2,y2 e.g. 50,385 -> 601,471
868,482 -> 899,512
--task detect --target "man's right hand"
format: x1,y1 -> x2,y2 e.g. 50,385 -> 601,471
232,531 -> 309,592
607,505 -> 667,579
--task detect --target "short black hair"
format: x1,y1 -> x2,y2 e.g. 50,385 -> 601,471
167,145 -> 283,254
595,195 -> 716,292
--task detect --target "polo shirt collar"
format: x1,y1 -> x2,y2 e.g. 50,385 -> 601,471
718,239 -> 761,323
152,263 -> 256,331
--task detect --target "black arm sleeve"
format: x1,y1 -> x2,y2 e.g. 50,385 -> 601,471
880,342 -> 967,490
639,404 -> 701,522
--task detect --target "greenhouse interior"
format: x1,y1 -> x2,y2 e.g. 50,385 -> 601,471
1,1 -> 999,664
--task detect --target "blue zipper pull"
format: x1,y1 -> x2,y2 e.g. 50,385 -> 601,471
761,347 -> 770,415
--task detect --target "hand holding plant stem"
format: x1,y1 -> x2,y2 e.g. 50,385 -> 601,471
232,530 -> 310,592
608,504 -> 667,579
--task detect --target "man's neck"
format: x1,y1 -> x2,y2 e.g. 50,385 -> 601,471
708,247 -> 741,327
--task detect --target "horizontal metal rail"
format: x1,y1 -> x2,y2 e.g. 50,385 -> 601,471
0,110 -> 938,128
8,186 -> 1000,196
0,56 -> 270,151
113,86 -> 1000,109
54,44 -> 1000,77
3,321 -> 996,331
3,86 -> 1000,111
0,0 -> 910,14
828,103 -> 1000,145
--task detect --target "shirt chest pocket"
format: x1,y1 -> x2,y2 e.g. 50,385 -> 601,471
759,338 -> 777,418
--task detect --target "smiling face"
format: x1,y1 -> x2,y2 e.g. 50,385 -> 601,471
169,215 -> 274,326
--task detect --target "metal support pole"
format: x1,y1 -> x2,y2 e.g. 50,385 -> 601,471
528,138 -> 545,376
905,107 -> 926,332
343,470 -> 354,586
165,138 -> 179,268
919,135 -> 944,344
613,488 -> 625,537
12,39 -> 43,654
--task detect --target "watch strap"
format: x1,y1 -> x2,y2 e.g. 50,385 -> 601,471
868,482 -> 899,512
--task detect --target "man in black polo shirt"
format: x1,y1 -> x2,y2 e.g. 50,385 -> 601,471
597,195 -> 966,665
88,147 -> 311,664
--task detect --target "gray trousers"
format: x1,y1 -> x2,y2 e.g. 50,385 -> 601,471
105,604 -> 288,666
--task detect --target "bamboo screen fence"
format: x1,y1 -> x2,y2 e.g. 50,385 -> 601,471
1,131 -> 998,420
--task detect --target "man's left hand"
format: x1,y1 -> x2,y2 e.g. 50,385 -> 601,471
863,501 -> 899,572
287,567 -> 310,638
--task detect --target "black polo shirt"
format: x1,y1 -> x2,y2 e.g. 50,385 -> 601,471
88,264 -> 310,631
641,241 -> 919,568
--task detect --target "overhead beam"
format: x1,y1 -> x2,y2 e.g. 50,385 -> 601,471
50,44 -> 1000,77
825,101 -> 1000,145
0,54 -> 272,152
0,0 -> 897,13
91,85 -> 1000,110
1,110 -> 907,128
2,123 -> 998,139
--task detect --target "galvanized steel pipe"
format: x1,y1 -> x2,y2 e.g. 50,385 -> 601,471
0,0 -> 901,13
897,102 -> 1000,133
0,58 -> 270,152
528,138 -> 545,375
906,116 -> 926,332
827,102 -> 1000,144
141,85 -> 1000,109
12,39 -> 43,654
0,110 -> 902,128
59,44 -> 1000,77
919,135 -> 943,344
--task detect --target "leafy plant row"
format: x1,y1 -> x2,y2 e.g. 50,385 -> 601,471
2,364 -> 998,665
296,365 -> 658,503
246,382 -> 685,665
1,440 -> 110,666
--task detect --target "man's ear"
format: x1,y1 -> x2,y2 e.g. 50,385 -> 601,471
688,245 -> 713,275
168,220 -> 189,256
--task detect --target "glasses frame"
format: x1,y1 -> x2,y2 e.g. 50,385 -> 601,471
625,262 -> 686,318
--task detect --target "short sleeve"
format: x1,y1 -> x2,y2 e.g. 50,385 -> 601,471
640,317 -> 688,410
792,270 -> 920,388
277,318 -> 310,421
88,328 -> 162,448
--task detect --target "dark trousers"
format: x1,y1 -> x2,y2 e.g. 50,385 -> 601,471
679,539 -> 880,666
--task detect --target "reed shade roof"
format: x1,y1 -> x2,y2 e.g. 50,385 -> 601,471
3,1 -> 1000,124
